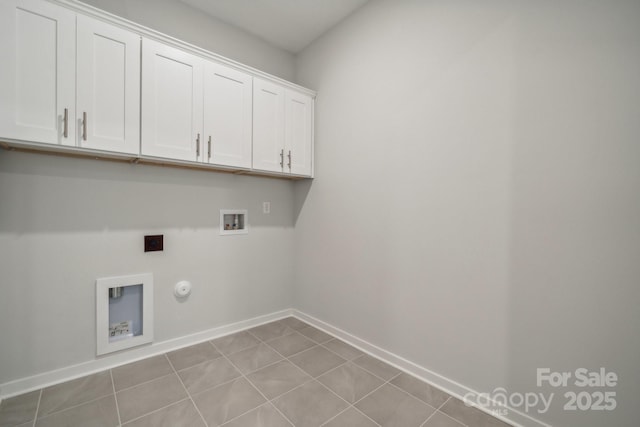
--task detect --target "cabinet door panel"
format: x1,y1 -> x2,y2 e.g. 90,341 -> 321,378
141,38 -> 203,162
252,78 -> 285,173
285,90 -> 313,176
0,0 -> 75,145
203,62 -> 252,168
77,15 -> 140,154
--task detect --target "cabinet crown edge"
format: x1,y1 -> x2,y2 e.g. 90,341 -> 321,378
48,0 -> 316,97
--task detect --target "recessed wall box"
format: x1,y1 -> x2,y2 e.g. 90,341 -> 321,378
220,209 -> 248,235
96,273 -> 154,355
144,235 -> 163,252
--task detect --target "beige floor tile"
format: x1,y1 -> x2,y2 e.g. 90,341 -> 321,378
227,343 -> 283,374
317,362 -> 384,404
248,321 -> 293,342
122,399 -> 205,427
221,403 -> 292,427
289,346 -> 346,377
116,374 -> 187,423
0,390 -> 40,427
322,339 -> 363,360
352,354 -> 401,381
247,360 -> 312,399
35,395 -> 118,427
178,357 -> 241,394
38,371 -> 113,417
440,397 -> 511,427
266,332 -> 316,357
211,331 -> 260,356
322,407 -> 378,427
111,355 -> 173,391
167,342 -> 221,371
391,373 -> 451,408
356,383 -> 435,427
192,378 -> 265,427
423,411 -> 465,427
298,326 -> 333,344
273,381 -> 348,427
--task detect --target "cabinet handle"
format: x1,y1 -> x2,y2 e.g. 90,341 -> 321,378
196,133 -> 200,157
208,136 -> 211,159
287,150 -> 292,170
63,108 -> 68,138
280,149 -> 284,168
82,112 -> 87,141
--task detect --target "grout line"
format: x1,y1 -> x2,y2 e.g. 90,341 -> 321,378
438,397 -> 451,410
164,354 -> 209,427
386,379 -> 438,410
350,356 -> 402,383
237,320 -> 385,426
210,341 -> 296,427
240,357 -> 285,376
29,319 -> 466,427
217,403 -> 277,427
115,371 -> 177,393
34,390 -> 116,420
352,405 -> 382,426
120,398 -> 191,426
109,370 -> 122,427
261,332 -> 376,427
353,379 -> 388,406
318,405 -> 353,426
319,340 -> 363,361
421,412 -> 435,427
427,409 -> 469,427
31,389 -> 42,427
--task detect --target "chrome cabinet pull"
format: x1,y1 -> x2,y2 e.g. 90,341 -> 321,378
287,150 -> 292,170
63,108 -> 68,138
196,133 -> 201,156
279,149 -> 284,168
82,112 -> 87,141
208,136 -> 211,159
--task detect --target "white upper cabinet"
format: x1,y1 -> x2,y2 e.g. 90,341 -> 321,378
76,15 -> 141,155
203,62 -> 252,169
0,0 -> 314,178
141,38 -> 203,162
253,78 -> 314,176
252,78 -> 285,173
0,0 -> 76,145
285,90 -> 313,176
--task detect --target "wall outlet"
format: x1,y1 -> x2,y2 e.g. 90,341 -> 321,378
263,202 -> 271,214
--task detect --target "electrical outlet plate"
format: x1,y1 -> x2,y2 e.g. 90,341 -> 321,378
144,235 -> 163,252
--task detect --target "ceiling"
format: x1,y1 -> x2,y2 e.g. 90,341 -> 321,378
178,0 -> 370,54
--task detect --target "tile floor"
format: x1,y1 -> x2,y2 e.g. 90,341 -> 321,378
0,317 -> 511,427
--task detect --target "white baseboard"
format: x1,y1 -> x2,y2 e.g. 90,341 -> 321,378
0,309 -> 293,400
1,307 -> 549,427
292,310 -> 551,427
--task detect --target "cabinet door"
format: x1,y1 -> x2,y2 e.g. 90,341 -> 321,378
252,78 -> 285,173
203,62 -> 252,168
77,15 -> 141,155
0,0 -> 75,145
285,90 -> 313,176
141,38 -> 203,162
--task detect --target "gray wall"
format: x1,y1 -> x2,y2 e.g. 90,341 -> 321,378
0,0 -> 298,385
78,0 -> 296,81
293,1 -> 640,426
0,151 -> 295,383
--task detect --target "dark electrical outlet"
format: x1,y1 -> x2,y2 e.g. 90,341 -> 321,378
144,235 -> 163,252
